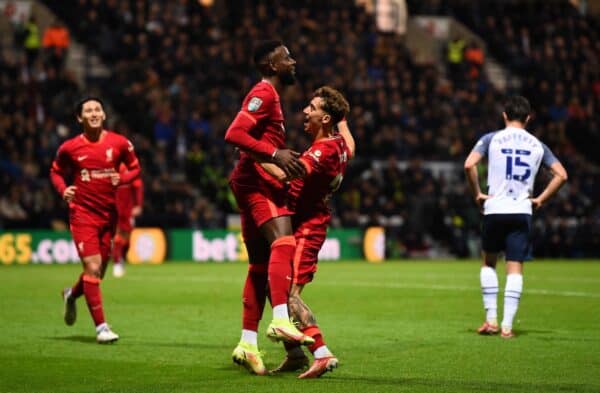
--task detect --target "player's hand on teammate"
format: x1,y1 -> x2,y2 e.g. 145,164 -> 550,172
272,149 -> 305,178
62,186 -> 77,202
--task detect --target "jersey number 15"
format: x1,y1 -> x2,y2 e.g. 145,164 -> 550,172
501,148 -> 531,181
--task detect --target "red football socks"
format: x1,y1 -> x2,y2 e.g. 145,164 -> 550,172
268,236 -> 296,307
70,273 -> 84,298
242,263 -> 268,331
82,274 -> 105,327
112,234 -> 127,263
303,325 -> 325,353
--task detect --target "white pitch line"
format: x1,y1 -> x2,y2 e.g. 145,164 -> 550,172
322,280 -> 600,298
125,275 -> 600,299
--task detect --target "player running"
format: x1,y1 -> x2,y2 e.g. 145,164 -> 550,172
50,97 -> 141,343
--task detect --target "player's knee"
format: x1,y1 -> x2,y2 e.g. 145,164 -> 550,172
84,267 -> 102,279
82,256 -> 103,278
271,235 -> 296,249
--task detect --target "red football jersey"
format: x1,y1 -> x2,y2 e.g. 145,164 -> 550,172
228,80 -> 286,187
288,134 -> 351,228
50,130 -> 139,221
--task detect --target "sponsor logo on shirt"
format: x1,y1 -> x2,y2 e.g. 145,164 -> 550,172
247,97 -> 263,112
80,168 -> 117,181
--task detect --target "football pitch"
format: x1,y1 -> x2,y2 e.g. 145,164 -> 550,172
1,261 -> 599,393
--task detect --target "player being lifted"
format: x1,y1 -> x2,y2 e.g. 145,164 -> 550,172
112,163 -> 143,278
261,86 -> 354,378
464,95 -> 567,338
225,40 -> 313,375
50,97 -> 141,343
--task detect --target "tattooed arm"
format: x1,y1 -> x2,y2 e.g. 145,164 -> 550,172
287,284 -> 317,329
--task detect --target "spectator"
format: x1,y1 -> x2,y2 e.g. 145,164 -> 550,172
42,19 -> 70,70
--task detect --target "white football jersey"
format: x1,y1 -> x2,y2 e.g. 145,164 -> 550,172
472,126 -> 558,215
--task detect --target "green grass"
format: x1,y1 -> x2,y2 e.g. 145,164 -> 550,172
1,260 -> 599,393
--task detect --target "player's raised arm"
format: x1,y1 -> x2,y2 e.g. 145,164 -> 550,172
337,119 -> 355,158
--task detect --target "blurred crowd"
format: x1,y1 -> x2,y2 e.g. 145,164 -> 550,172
408,0 -> 600,256
1,0 -> 598,257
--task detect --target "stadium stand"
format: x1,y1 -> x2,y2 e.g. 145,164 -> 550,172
1,0 -> 598,257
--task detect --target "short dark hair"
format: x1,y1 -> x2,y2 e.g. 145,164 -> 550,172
504,95 -> 531,122
314,86 -> 350,124
252,40 -> 282,72
75,97 -> 105,117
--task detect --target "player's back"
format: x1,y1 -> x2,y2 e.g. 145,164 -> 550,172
484,126 -> 545,215
289,134 -> 351,225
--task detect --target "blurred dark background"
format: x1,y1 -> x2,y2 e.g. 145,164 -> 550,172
1,0 -> 598,258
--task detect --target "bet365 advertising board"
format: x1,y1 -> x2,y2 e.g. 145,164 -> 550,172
0,228 -> 371,264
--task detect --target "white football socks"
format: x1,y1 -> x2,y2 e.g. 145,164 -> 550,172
96,322 -> 108,334
272,304 -> 289,320
313,345 -> 333,359
241,329 -> 258,346
502,274 -> 523,330
480,266 -> 498,324
479,266 -> 498,323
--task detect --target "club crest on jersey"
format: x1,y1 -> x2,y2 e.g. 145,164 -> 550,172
308,149 -> 322,162
247,97 -> 263,112
106,148 -> 113,162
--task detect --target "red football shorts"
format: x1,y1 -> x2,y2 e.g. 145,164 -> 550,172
292,225 -> 327,285
229,180 -> 292,241
70,210 -> 116,260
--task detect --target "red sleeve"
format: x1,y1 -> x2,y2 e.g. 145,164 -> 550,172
49,143 -> 70,196
300,145 -> 325,175
119,137 -> 141,184
132,178 -> 143,206
224,87 -> 278,157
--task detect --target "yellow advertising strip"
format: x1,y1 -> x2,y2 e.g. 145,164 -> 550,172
363,226 -> 385,263
126,228 -> 167,264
